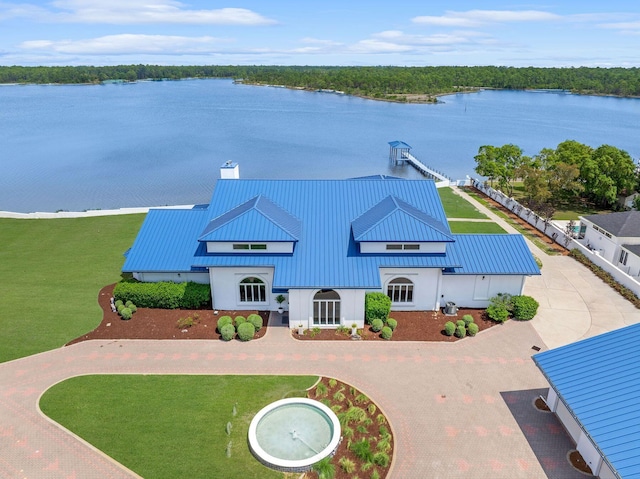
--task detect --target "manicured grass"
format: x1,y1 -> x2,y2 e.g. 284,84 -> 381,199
438,187 -> 488,219
464,190 -> 560,255
449,221 -> 507,234
0,215 -> 144,363
40,375 -> 316,479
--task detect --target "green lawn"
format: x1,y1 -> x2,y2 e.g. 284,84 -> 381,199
0,215 -> 144,363
438,187 -> 488,219
449,222 -> 507,234
40,375 -> 316,479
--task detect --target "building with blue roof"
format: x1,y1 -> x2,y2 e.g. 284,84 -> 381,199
534,323 -> 640,479
123,165 -> 540,329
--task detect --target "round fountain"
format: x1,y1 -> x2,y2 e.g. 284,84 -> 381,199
248,397 -> 341,472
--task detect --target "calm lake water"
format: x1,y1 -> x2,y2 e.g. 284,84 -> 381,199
1,79 -> 639,213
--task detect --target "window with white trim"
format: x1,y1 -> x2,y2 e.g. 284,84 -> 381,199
619,249 -> 629,266
387,277 -> 414,303
313,290 -> 341,325
239,277 -> 266,302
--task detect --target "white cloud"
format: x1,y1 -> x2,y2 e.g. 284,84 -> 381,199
1,0 -> 276,25
412,9 -> 560,27
20,34 -> 229,54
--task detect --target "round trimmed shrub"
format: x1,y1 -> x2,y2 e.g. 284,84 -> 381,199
120,307 -> 132,320
248,313 -> 263,331
486,304 -> 510,322
462,314 -> 474,326
234,315 -> 246,326
217,315 -> 233,332
456,319 -> 465,328
237,322 -> 255,341
125,300 -> 134,308
128,304 -> 137,313
455,325 -> 466,338
444,321 -> 456,336
386,318 -> 397,331
116,303 -> 125,313
220,324 -> 235,341
114,299 -> 124,308
371,318 -> 384,332
512,295 -> 540,320
468,322 -> 479,336
380,326 -> 393,340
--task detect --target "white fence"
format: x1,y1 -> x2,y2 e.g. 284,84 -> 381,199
471,180 -> 640,299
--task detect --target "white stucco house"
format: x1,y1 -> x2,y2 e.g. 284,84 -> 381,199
122,169 -> 540,329
579,211 -> 640,277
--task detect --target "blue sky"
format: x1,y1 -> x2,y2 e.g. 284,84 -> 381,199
1,1 -> 639,66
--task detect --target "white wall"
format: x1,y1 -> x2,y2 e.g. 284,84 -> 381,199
472,180 -> 640,299
208,267 -> 275,310
598,461 -> 618,479
577,434 -> 603,476
581,220 -> 621,262
621,247 -> 640,277
360,242 -> 447,254
206,241 -> 294,253
379,268 -> 441,310
288,289 -> 366,329
132,272 -> 209,284
440,274 -> 525,308
556,401 -> 582,443
546,387 -> 559,412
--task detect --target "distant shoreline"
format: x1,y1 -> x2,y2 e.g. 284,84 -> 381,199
0,205 -> 195,219
2,77 -> 638,103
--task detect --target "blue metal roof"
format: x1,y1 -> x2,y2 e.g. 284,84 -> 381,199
445,234 -> 540,275
388,140 -> 412,149
534,324 -> 640,479
352,195 -> 454,243
199,195 -> 300,242
123,179 -> 540,288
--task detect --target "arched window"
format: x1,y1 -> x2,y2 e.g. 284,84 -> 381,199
239,277 -> 266,303
313,290 -> 341,325
387,277 -> 413,303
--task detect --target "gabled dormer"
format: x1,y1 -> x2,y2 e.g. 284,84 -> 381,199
351,195 -> 454,254
199,195 -> 301,254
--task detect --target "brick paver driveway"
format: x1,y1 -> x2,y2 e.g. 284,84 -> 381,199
0,319 -> 583,479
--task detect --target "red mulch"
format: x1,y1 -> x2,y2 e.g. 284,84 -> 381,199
569,450 -> 594,476
294,309 -> 499,342
66,284 -> 269,345
69,284 -> 500,345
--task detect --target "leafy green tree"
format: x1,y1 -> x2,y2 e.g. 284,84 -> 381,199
474,144 -> 526,196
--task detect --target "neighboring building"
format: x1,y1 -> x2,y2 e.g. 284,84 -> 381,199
123,171 -> 540,329
618,192 -> 640,210
534,323 -> 640,479
579,211 -> 640,276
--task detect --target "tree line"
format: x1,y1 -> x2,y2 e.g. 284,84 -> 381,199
1,65 -> 640,98
474,141 -> 639,212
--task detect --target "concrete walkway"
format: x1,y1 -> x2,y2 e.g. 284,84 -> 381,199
452,186 -> 640,349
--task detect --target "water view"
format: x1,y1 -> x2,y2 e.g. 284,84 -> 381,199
1,79 -> 639,213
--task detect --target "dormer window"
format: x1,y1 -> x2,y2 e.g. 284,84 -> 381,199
386,244 -> 420,251
233,244 -> 267,250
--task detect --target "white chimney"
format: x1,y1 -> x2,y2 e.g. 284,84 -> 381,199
220,161 -> 240,179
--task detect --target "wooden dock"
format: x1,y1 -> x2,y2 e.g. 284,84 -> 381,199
403,152 -> 449,182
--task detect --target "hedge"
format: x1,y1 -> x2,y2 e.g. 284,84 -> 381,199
113,281 -> 210,309
365,292 -> 391,323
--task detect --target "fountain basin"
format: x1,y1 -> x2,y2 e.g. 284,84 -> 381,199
248,397 -> 341,472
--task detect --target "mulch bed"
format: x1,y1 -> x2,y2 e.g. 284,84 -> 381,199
568,450 -> 594,476
294,308 -> 499,342
69,285 -> 500,345
66,284 -> 269,345
466,187 -> 569,255
307,377 -> 393,479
